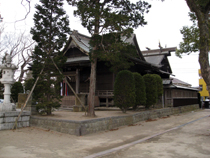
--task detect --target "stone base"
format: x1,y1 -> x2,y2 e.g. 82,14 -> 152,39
0,103 -> 16,112
0,110 -> 31,130
73,105 -> 85,112
18,93 -> 37,115
24,104 -> 37,115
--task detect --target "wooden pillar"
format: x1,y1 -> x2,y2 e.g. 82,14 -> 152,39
76,69 -> 80,94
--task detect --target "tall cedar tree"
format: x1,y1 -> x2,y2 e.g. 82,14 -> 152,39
67,0 -> 151,116
30,0 -> 70,115
176,1 -> 210,94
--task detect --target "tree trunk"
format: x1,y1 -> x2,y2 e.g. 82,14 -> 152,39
87,0 -> 100,117
18,65 -> 27,82
47,106 -> 52,115
186,0 -> 210,93
87,58 -> 97,116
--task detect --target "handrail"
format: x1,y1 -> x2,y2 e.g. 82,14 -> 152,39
96,90 -> 114,96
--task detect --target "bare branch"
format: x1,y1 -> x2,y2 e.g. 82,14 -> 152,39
0,30 -> 35,82
15,0 -> 31,23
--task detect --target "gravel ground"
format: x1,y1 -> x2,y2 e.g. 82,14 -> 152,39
0,109 -> 209,158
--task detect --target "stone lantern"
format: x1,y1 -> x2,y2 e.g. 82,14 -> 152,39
0,54 -> 31,131
0,54 -> 18,111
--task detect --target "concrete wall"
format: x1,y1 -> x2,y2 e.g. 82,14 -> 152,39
30,104 -> 199,136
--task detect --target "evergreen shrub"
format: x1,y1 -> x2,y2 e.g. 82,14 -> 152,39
153,74 -> 163,99
143,74 -> 157,109
30,0 -> 70,115
114,70 -> 135,113
133,72 -> 146,110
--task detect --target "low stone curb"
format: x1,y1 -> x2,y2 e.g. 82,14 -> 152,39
30,104 -> 199,136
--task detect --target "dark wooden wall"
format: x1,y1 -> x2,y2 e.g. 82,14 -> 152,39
96,62 -> 114,91
164,88 -> 198,107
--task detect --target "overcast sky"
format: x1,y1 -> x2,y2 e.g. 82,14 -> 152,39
0,0 -> 200,87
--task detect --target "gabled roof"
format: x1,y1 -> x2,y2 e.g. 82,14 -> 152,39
122,34 -> 145,61
64,30 -> 145,60
63,30 -> 90,55
63,31 -> 172,76
141,47 -> 176,74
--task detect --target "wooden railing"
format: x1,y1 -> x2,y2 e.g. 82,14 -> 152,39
95,90 -> 114,107
95,90 -> 114,97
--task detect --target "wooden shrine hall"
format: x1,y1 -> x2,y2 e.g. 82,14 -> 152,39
60,30 -> 176,108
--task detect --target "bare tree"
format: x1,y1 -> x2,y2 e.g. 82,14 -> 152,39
0,31 -> 34,82
0,25 -> 7,55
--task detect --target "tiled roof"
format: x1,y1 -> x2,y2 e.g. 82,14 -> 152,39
170,77 -> 192,87
71,35 -> 90,54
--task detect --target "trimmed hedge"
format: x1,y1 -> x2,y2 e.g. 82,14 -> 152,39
133,72 -> 146,109
143,74 -> 157,108
114,70 -> 135,113
153,74 -> 163,98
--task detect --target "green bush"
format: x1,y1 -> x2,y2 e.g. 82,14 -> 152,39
35,80 -> 61,115
143,74 -> 157,109
153,74 -> 163,98
114,70 -> 136,113
133,72 -> 146,110
11,82 -> 24,103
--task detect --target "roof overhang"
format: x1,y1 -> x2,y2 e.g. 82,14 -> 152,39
165,84 -> 198,91
66,56 -> 90,64
142,47 -> 177,57
129,57 -> 172,75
